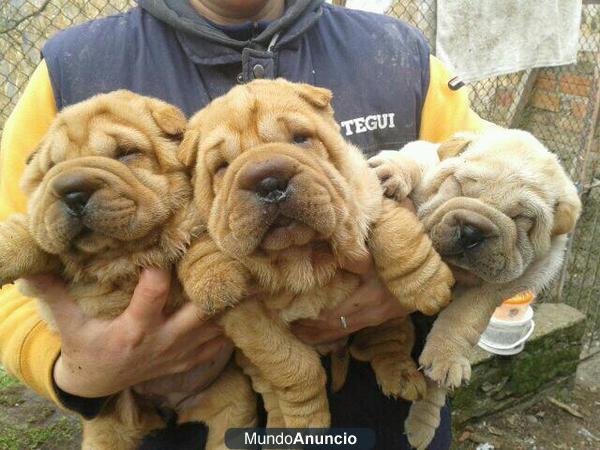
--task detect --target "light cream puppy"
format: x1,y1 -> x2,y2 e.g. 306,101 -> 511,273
369,129 -> 581,449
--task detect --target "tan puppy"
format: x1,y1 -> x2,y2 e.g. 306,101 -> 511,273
0,91 -> 256,450
177,79 -> 454,429
369,129 -> 581,449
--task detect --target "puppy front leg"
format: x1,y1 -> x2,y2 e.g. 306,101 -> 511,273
179,362 -> 257,450
419,286 -> 503,388
82,390 -> 163,450
178,233 -> 251,315
221,299 -> 330,429
404,379 -> 447,450
0,214 -> 60,285
350,317 -> 426,401
236,352 -> 286,428
369,199 -> 454,315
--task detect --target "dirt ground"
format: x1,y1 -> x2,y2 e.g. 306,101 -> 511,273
454,354 -> 600,450
1,354 -> 599,449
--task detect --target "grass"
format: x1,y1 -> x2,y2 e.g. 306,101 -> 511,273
0,365 -> 80,450
0,367 -> 20,390
0,415 -> 78,450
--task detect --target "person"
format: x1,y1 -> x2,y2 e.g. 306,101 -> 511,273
0,0 -> 486,448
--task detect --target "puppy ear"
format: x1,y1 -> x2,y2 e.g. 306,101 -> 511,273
20,144 -> 48,194
294,83 -> 333,109
145,98 -> 187,139
437,136 -> 472,160
552,195 -> 581,236
25,148 -> 40,165
178,129 -> 200,168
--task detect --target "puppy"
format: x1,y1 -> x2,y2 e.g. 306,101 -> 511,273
369,129 -> 581,449
177,79 -> 455,429
0,91 -> 256,450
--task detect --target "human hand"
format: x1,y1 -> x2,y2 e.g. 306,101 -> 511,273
290,254 -> 405,345
24,268 -> 232,398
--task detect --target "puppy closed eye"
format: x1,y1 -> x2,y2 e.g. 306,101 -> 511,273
115,147 -> 144,163
291,133 -> 312,148
215,162 -> 229,176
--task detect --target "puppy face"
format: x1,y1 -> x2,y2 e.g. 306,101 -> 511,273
416,130 -> 581,285
181,80 -> 381,292
22,91 -> 189,262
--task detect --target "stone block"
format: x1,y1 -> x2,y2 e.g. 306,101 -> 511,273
559,74 -> 593,97
451,303 -> 586,424
535,77 -> 558,91
530,89 -> 561,112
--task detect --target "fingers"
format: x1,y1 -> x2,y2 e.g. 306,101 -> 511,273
193,336 -> 233,364
166,301 -> 211,335
340,252 -> 374,275
292,300 -> 399,346
322,276 -> 386,319
291,276 -> 406,346
291,323 -> 350,346
21,274 -> 87,332
126,268 -> 171,325
342,299 -> 402,332
169,336 -> 233,374
291,308 -> 372,345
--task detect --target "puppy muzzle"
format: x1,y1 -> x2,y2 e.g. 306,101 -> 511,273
30,157 -> 169,254
211,144 -> 339,256
425,197 -> 519,282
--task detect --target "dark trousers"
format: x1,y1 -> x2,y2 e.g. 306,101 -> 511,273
139,357 -> 451,450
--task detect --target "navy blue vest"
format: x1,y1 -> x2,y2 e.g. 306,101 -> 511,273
42,3 -> 430,157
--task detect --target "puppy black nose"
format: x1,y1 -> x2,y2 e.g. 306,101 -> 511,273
255,176 -> 289,204
460,224 -> 485,250
63,191 -> 91,216
53,175 -> 98,217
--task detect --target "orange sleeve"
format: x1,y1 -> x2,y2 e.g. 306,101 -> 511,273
420,55 -> 493,142
0,60 -> 62,405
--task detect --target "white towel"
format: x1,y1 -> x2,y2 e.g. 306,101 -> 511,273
345,0 -> 394,14
436,0 -> 582,82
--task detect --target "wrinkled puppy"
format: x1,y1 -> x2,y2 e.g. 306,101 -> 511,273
369,129 -> 581,449
177,79 -> 454,429
0,91 -> 255,450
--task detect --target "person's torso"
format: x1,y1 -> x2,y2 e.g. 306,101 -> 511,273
42,4 -> 430,157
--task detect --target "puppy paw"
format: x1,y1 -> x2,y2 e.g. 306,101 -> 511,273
283,410 -> 330,429
368,155 -> 416,202
378,361 -> 427,402
412,265 -> 454,316
420,350 -> 471,389
0,215 -> 58,286
405,417 -> 436,450
184,262 -> 250,315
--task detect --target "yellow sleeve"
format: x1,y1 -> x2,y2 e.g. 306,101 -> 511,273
419,55 -> 492,142
0,60 -> 62,404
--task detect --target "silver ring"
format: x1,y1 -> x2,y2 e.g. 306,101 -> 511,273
339,316 -> 348,330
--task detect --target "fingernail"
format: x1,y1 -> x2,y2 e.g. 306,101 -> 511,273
141,267 -> 168,279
